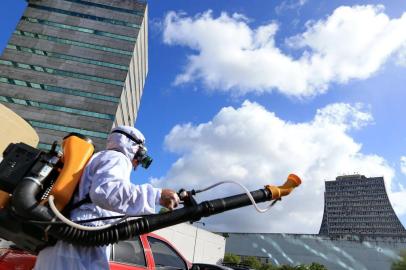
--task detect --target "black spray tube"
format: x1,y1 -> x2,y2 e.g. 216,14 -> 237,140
50,189 -> 271,246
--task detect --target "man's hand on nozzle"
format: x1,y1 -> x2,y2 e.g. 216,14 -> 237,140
159,189 -> 180,211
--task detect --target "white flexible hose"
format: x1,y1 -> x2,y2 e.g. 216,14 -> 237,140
197,180 -> 274,213
48,195 -> 130,231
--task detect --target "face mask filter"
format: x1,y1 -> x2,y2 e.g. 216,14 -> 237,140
111,129 -> 153,169
134,145 -> 153,169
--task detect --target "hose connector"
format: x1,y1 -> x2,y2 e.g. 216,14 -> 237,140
266,174 -> 302,200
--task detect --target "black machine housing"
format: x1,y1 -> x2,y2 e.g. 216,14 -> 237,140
0,142 -> 62,252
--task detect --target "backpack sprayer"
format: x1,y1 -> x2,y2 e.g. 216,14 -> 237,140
0,133 -> 301,254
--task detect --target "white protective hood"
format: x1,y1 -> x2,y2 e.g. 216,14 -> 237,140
106,125 -> 146,161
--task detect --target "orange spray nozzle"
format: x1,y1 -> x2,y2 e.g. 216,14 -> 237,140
266,174 -> 302,200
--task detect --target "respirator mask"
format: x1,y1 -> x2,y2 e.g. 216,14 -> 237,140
111,129 -> 153,169
133,144 -> 153,169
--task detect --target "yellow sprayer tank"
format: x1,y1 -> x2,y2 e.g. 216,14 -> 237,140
48,134 -> 94,211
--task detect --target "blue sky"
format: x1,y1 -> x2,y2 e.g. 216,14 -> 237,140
1,0 -> 406,233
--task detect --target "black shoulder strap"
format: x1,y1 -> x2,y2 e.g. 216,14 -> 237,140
62,193 -> 92,214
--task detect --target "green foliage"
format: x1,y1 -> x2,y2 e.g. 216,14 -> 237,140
276,263 -> 327,270
222,233 -> 230,238
392,250 -> 406,270
308,262 -> 328,270
278,265 -> 297,270
259,263 -> 279,270
223,253 -> 241,265
241,256 -> 262,270
222,253 -> 328,270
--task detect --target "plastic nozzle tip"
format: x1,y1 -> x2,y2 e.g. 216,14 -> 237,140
287,174 -> 302,187
266,173 -> 302,200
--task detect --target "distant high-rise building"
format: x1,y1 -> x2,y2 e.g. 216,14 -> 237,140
0,0 -> 148,150
319,174 -> 406,238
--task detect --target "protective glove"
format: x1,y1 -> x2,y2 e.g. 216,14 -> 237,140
159,189 -> 180,210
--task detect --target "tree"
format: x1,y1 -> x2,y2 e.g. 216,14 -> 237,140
241,256 -> 262,270
293,265 -> 307,270
392,250 -> 406,270
222,253 -> 328,270
278,265 -> 297,270
272,262 -> 328,270
223,253 -> 241,265
259,263 -> 279,270
308,263 -> 328,270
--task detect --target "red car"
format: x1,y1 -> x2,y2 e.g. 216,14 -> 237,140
0,233 -> 192,270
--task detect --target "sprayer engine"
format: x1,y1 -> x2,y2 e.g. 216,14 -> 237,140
0,133 -> 94,252
0,142 -> 60,200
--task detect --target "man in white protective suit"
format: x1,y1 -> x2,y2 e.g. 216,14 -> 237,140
34,125 -> 180,270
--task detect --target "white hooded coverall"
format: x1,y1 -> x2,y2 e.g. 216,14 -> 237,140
34,126 -> 162,270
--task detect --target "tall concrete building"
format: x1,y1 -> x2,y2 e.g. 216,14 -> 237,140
0,0 -> 148,150
319,174 -> 406,238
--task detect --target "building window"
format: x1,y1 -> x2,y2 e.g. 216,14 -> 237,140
37,142 -> 62,151
63,0 -> 144,16
0,94 -> 114,120
0,59 -> 123,86
22,17 -> 136,42
15,30 -> 133,56
29,3 -> 141,28
0,76 -> 119,102
7,44 -> 128,71
28,120 -> 108,139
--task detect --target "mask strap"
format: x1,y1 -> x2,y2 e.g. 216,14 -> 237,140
111,130 -> 143,145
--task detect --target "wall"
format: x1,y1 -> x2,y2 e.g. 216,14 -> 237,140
225,233 -> 406,270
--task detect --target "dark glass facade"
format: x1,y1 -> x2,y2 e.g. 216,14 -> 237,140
0,0 -> 148,150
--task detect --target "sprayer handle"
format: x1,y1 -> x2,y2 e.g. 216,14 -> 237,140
177,188 -> 198,207
265,174 -> 302,200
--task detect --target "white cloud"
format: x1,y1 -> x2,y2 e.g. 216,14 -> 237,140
397,50 -> 406,66
390,191 -> 406,218
275,0 -> 308,15
163,5 -> 406,97
151,102 -> 405,233
401,156 -> 406,175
